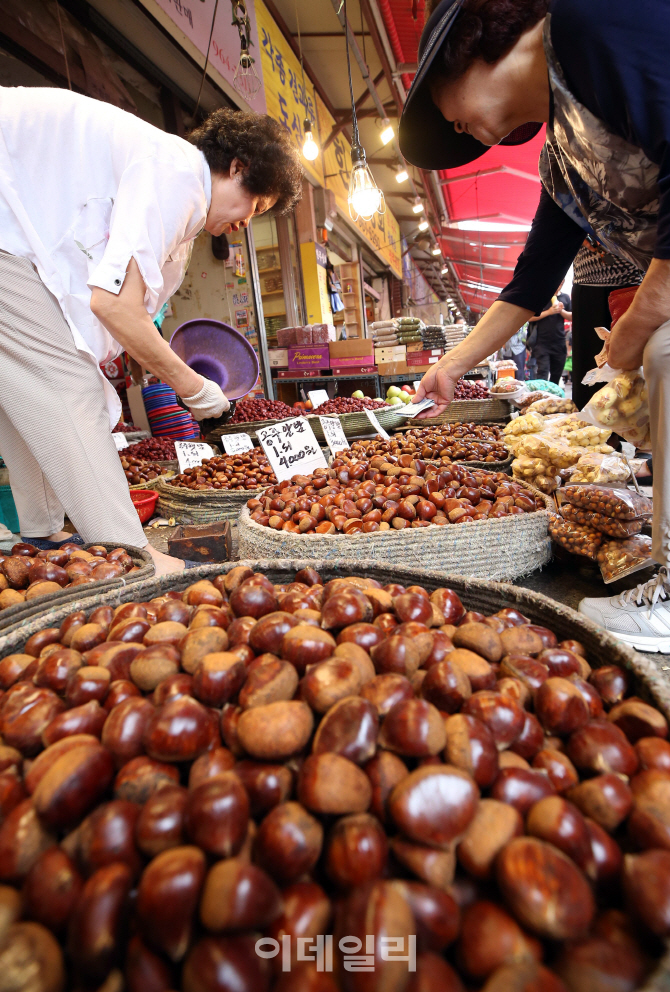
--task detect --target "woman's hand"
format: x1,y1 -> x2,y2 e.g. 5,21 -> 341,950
608,312 -> 646,370
413,361 -> 460,417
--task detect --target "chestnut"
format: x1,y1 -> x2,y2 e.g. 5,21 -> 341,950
144,695 -> 213,763
113,755 -> 179,803
396,880 -> 460,953
406,953 -> 466,992
609,698 -> 669,743
444,713 -> 499,788
457,899 -> 541,979
137,845 -> 206,960
101,696 -> 154,767
365,751 -> 408,825
248,611 -> 299,655
325,813 -> 388,888
566,719 -> 638,776
637,736 -> 670,772
589,665 -> 630,707
233,760 -> 292,816
186,773 -> 249,857
183,934 -> 271,992
628,767 -> 670,849
388,764 -> 478,848
66,666 -> 111,708
188,747 -> 236,791
42,699 -> 107,746
78,798 -> 142,876
267,882 -> 332,971
457,798 -> 523,879
298,753 -> 372,815
0,684 -> 65,756
623,849 -> 670,936
68,861 -> 132,984
462,691 -> 524,750
180,626 -> 229,675
33,743 -> 114,830
379,698 -> 446,757
526,795 -> 592,871
554,935 -> 649,992
125,935 -> 175,992
237,700 -> 314,760
496,837 -> 595,940
567,773 -> 632,831
421,660 -> 471,713
336,881 -> 415,992
448,648 -> 496,691
0,799 -> 55,882
199,857 -> 282,932
535,678 -> 590,736
0,922 -> 64,992
490,767 -> 555,814
255,802 -> 323,883
312,696 -> 378,765
22,846 -> 82,933
585,817 -> 622,884
532,748 -> 579,793
238,656 -> 297,709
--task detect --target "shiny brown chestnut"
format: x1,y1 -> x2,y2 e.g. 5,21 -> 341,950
68,861 -> 132,984
444,713 -> 499,788
566,719 -> 639,777
113,755 -> 179,804
22,846 -> 82,934
186,772 -> 249,857
254,801 -> 323,884
137,845 -> 206,961
78,798 -> 142,876
199,857 -> 282,932
457,899 -> 541,979
490,767 -> 556,814
233,760 -> 292,816
324,813 -> 388,889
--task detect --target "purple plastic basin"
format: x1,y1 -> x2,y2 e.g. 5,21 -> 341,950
169,318 -> 260,400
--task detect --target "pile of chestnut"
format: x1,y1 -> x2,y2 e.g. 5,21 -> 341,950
0,543 -> 138,612
228,399 -> 298,425
119,454 -> 171,486
247,462 -> 542,534
348,424 -> 508,464
309,398 -> 388,416
0,566 -> 668,992
168,454 -> 277,492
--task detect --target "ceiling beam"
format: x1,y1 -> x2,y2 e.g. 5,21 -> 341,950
294,31 -> 371,37
359,0 -> 403,116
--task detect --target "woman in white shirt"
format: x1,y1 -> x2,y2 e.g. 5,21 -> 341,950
0,88 -> 302,574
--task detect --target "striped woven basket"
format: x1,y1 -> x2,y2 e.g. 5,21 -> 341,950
238,483 -> 553,582
410,397 -> 512,425
0,541 -> 154,635
306,406 -> 412,441
205,418 -> 282,445
155,475 -> 267,524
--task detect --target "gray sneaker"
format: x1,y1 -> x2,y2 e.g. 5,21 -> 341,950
578,567 -> 670,653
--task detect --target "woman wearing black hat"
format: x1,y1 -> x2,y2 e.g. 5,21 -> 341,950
402,0 -> 670,652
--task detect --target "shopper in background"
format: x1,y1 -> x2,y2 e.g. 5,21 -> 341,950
0,88 -> 302,574
527,281 -> 571,384
571,243 -> 643,410
402,0 -> 670,651
501,325 -> 527,380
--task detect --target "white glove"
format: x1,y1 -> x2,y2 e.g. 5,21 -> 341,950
181,377 -> 230,421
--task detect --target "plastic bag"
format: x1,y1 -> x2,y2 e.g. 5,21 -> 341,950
527,397 -> 577,415
557,498 -> 644,538
581,366 -> 651,450
516,433 -> 585,469
525,379 -> 566,397
564,425 -> 612,447
569,452 -> 631,485
503,412 -> 545,436
518,390 -> 553,410
548,515 -> 603,559
562,484 -> 653,519
597,534 -> 654,583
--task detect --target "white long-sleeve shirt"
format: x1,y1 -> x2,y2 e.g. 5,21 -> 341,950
0,87 -> 211,425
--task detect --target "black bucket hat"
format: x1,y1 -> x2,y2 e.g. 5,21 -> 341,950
398,0 -> 543,170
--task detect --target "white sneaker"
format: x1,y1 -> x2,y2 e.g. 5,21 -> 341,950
578,567 -> 670,653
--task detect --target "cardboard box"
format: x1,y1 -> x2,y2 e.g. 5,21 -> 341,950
406,342 -> 424,353
268,349 -> 288,368
329,340 -> 374,360
332,355 -> 377,367
407,351 -> 441,366
330,365 -> 377,376
374,347 -> 406,363
288,346 -> 330,370
377,361 -> 410,376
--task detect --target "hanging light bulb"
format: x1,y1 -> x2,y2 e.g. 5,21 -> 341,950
431,245 -> 441,256
380,119 -> 394,145
349,144 -> 385,221
412,199 -> 424,214
418,219 -> 429,232
231,0 -> 261,100
302,120 -> 319,161
395,169 -> 409,183
342,0 -> 384,223
441,266 -> 449,275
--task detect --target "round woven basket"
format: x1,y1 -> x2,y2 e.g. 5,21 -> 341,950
0,541 -> 154,636
411,397 -> 511,425
238,486 -> 553,581
155,475 -> 268,523
0,558 -> 667,990
205,418 -> 281,445
128,464 -> 177,492
306,405 -> 411,441
453,453 -> 514,472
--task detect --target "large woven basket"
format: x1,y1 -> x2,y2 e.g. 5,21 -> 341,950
205,418 -> 281,445
0,541 -> 153,636
306,405 -> 411,441
411,397 -> 511,425
155,475 -> 267,524
238,487 -> 553,581
0,558 -> 667,991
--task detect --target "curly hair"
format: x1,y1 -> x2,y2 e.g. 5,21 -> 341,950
188,109 -> 303,214
425,0 -> 550,83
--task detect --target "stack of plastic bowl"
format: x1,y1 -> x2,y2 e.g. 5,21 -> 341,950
141,383 -> 200,440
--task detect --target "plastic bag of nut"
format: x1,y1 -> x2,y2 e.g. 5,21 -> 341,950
516,433 -> 585,470
503,411 -> 545,436
568,453 -> 632,486
581,367 -> 652,450
597,533 -> 654,583
548,514 -> 603,559
556,494 -> 644,538
562,484 -> 653,519
527,397 -> 577,415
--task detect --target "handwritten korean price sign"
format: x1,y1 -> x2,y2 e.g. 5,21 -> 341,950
174,441 -> 214,473
112,433 -> 128,450
364,409 -> 391,440
220,433 -> 254,456
319,416 -> 350,455
257,417 -> 327,482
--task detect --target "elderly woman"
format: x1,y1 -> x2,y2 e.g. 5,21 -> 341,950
0,88 -> 302,574
401,0 -> 670,652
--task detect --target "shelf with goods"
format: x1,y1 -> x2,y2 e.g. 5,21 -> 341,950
255,242 -> 286,348
337,261 -> 365,340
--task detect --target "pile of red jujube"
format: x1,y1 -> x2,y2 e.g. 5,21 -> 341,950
229,399 -> 297,425
309,397 -> 388,415
453,380 -> 489,400
112,423 -> 139,434
247,462 -> 543,534
168,453 -> 277,491
0,544 -> 138,612
126,438 -> 177,461
0,566 -> 668,992
119,454 -> 171,486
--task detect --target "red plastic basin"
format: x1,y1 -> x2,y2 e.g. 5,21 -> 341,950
130,489 -> 159,524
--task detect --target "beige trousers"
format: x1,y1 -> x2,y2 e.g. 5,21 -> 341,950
643,318 -> 670,566
0,251 -> 147,546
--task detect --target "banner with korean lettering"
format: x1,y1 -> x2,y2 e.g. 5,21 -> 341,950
316,96 -> 402,279
151,0 -> 267,114
254,0 -> 325,187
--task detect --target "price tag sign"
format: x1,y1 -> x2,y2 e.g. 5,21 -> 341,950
413,381 -> 422,391
220,433 -> 254,456
174,441 -> 214,472
112,433 -> 128,450
402,397 -> 435,418
319,416 -> 350,455
308,389 -> 330,410
364,409 -> 390,440
257,417 -> 327,482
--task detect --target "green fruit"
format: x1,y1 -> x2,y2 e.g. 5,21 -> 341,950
388,396 -> 403,406
399,392 -> 412,403
351,390 -> 365,399
387,386 -> 402,399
